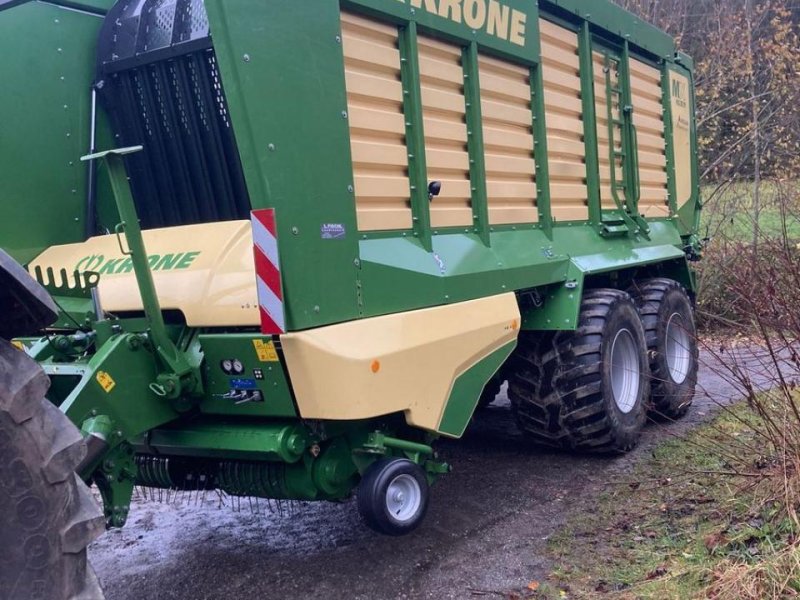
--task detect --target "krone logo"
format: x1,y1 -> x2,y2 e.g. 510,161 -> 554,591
75,254 -> 105,271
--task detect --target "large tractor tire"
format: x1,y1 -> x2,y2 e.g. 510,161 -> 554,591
630,278 -> 698,419
0,339 -> 105,600
509,289 -> 649,453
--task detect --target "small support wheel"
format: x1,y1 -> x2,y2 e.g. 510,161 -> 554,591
357,458 -> 430,536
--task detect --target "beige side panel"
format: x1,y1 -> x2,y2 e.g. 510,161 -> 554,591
669,71 -> 693,208
342,13 -> 411,231
540,19 -> 588,222
630,58 -> 669,218
478,54 -> 537,225
29,221 -> 260,328
418,36 -> 473,228
281,294 -> 521,435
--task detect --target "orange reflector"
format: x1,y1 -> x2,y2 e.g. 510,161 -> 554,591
370,360 -> 381,373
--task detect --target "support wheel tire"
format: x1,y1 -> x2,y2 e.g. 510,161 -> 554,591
0,339 -> 105,600
357,458 -> 429,536
509,289 -> 649,453
630,278 -> 698,419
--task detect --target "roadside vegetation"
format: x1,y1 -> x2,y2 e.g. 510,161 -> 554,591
528,403 -> 800,599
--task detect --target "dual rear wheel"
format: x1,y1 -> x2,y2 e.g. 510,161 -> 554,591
509,279 -> 697,453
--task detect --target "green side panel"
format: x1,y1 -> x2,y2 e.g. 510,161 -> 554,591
542,0 -> 675,60
344,0 -> 540,64
204,0 -> 361,330
359,230 -> 570,315
199,334 -> 297,418
359,220 -> 686,319
522,264 -> 584,331
0,3 -> 103,263
438,340 -> 516,438
521,242 -> 689,330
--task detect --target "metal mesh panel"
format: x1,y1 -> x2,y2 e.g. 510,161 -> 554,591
99,0 -> 210,66
97,0 -> 250,229
104,49 -> 251,229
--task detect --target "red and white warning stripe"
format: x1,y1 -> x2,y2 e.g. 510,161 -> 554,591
251,209 -> 286,334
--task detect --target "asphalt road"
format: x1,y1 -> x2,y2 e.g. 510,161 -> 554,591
89,346 -> 785,599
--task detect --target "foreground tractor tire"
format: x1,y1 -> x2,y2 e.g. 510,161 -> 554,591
509,289 -> 649,453
357,458 -> 429,536
631,278 -> 698,419
0,340 -> 105,600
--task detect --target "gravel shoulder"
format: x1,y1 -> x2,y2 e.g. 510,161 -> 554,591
89,346 -> 778,599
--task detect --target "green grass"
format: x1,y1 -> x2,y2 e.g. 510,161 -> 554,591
700,181 -> 800,241
516,404 -> 800,600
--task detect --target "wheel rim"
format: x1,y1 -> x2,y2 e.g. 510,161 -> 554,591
385,473 -> 422,522
610,328 -> 640,414
665,312 -> 691,384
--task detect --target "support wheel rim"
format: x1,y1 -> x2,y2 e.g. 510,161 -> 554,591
610,328 -> 640,414
665,312 -> 691,384
386,474 -> 422,522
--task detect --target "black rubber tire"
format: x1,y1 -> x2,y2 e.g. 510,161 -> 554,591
357,458 -> 429,536
630,278 -> 698,419
0,339 -> 105,600
509,289 -> 650,453
476,375 -> 504,410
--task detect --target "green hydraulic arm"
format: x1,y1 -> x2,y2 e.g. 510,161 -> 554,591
41,146 -> 203,526
81,146 -> 196,400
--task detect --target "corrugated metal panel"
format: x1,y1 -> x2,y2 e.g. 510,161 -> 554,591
540,19 -> 588,222
342,12 -> 412,231
630,58 -> 669,217
478,54 -> 538,225
418,36 -> 473,228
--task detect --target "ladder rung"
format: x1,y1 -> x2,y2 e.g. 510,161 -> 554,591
602,224 -> 630,236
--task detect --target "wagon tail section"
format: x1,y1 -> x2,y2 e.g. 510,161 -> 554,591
0,0 -> 701,539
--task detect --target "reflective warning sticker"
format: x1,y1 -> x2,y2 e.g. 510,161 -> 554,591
252,339 -> 279,362
96,371 -> 116,393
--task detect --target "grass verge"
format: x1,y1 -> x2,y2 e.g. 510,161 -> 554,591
516,404 -> 800,599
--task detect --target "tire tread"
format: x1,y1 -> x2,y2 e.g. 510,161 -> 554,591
509,289 -> 647,453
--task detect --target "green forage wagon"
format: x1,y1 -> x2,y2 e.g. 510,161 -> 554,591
0,0 -> 701,596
